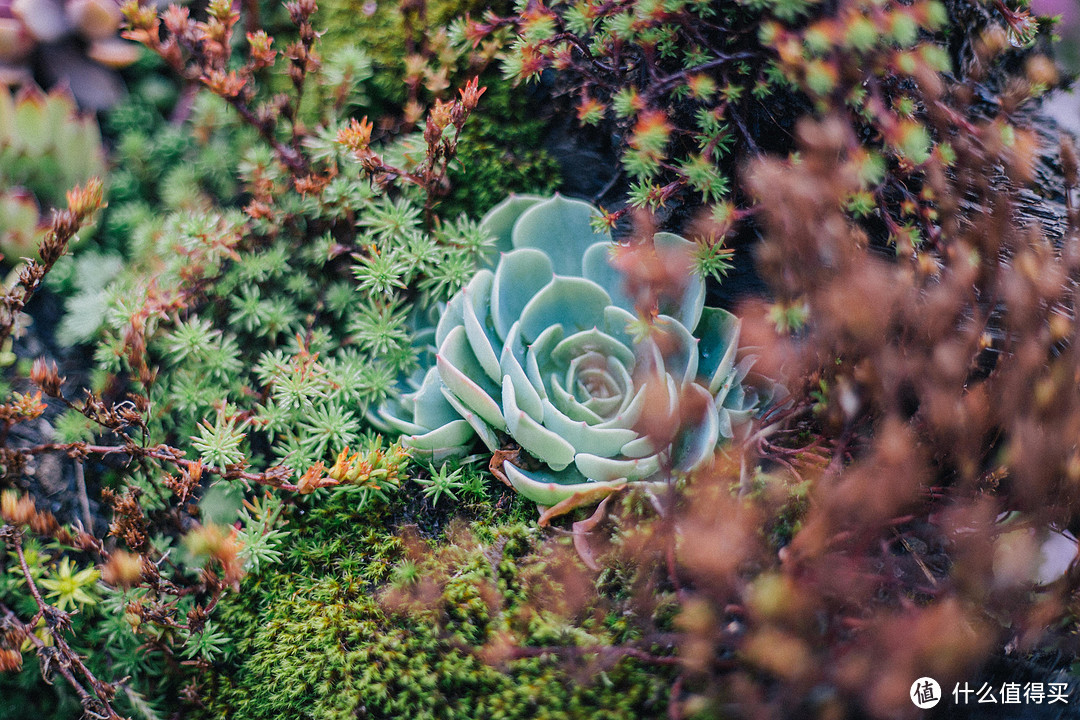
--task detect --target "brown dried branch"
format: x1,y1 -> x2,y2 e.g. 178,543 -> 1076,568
0,528 -> 125,720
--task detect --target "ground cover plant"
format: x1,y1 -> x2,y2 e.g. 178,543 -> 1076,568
2,0 -> 1080,718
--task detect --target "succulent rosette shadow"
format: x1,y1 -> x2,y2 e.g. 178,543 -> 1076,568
376,194 -> 781,506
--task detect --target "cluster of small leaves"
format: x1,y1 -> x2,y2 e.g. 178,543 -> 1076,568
414,461 -> 489,506
464,0 -> 786,220
0,7 -> 536,707
0,343 -> 310,719
75,0 -> 545,499
264,0 -> 561,218
465,0 -> 1049,268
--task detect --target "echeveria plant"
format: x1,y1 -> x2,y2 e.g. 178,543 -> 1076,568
377,195 -> 773,505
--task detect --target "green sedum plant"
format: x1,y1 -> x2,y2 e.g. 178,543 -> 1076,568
377,194 -> 779,506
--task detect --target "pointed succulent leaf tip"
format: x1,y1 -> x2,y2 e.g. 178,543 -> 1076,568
511,194 -> 611,275
435,291 -> 466,348
540,397 -> 637,457
404,419 -> 476,463
574,452 -> 662,483
502,460 -> 632,508
500,322 -> 544,421
441,387 -> 501,452
411,366 -> 464,430
12,85 -> 47,154
552,327 -> 636,370
503,376 -> 576,471
437,325 -> 507,432
478,193 -> 546,263
549,371 -> 605,423
583,241 -> 635,313
461,269 -> 501,382
651,314 -> 699,387
525,323 -> 564,397
602,305 -> 638,348
370,368 -> 476,460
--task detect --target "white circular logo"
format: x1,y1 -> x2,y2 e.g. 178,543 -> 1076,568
911,677 -> 942,709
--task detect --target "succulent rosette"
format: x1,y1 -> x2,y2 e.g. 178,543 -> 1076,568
376,194 -> 778,505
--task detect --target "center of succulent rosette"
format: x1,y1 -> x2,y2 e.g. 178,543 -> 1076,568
565,351 -> 629,419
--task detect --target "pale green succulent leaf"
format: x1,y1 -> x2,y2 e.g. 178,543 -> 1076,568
437,325 -> 507,431
595,380 -> 647,430
519,276 -> 610,343
653,314 -> 700,386
696,306 -> 741,394
620,434 -> 663,459
551,327 -> 635,370
13,92 -> 46,156
653,232 -> 706,330
548,372 -> 605,424
511,195 -> 610,275
582,241 -> 635,312
670,382 -> 720,472
44,90 -> 77,142
605,360 -> 641,421
435,291 -> 466,348
525,323 -> 564,399
574,451 -> 662,482
503,460 -> 629,506
403,420 -> 476,462
499,322 -> 544,421
441,387 -> 502,452
581,392 -> 622,418
478,193 -> 546,261
461,269 -> 502,382
491,248 -> 554,339
410,366 -> 463,430
602,305 -> 637,347
540,398 -> 638,457
376,408 -> 427,437
503,376 -> 576,471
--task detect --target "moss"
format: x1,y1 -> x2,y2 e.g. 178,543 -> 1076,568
440,83 -> 562,219
195,490 -> 672,720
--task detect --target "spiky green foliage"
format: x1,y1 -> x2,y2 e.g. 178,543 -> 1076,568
103,90 -> 244,220
47,85 -> 249,346
83,124 -> 521,481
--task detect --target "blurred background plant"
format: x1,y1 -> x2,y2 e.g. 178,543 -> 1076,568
0,0 -> 141,109
0,84 -> 105,263
1033,0 -> 1079,69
